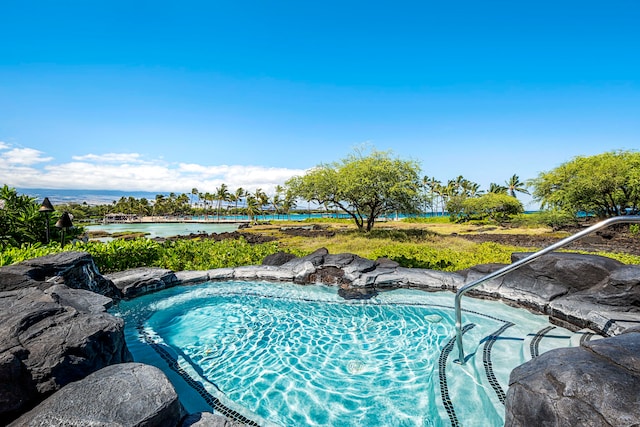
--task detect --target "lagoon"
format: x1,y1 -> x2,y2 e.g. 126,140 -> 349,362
85,222 -> 240,239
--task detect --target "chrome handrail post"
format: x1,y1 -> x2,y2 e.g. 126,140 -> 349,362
455,292 -> 465,363
454,216 -> 640,365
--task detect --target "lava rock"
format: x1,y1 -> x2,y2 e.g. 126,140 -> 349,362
9,363 -> 184,427
0,285 -> 132,422
0,251 -> 120,299
505,331 -> 640,426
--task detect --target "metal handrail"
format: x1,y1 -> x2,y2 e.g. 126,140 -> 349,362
454,215 -> 640,364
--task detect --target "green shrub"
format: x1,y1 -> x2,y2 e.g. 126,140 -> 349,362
370,242 -> 517,271
0,243 -> 63,266
75,239 -> 162,273
156,238 -> 281,271
532,209 -> 578,230
448,193 -> 524,223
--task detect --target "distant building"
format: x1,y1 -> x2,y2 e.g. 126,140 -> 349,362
103,213 -> 139,223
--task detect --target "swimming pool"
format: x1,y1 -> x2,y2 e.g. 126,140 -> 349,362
112,281 -> 590,427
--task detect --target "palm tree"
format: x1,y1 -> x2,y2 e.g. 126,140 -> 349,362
154,194 -> 166,217
422,176 -> 441,216
139,198 -> 150,218
201,192 -> 213,220
254,188 -> 269,220
272,185 -> 285,219
191,188 -> 199,209
505,174 -> 530,198
233,187 -> 245,218
245,195 -> 259,224
462,181 -> 482,197
272,194 -> 282,219
282,189 -> 297,220
215,184 -> 230,221
489,183 -> 508,194
177,193 -> 190,216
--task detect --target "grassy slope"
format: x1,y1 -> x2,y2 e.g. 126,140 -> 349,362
243,218 -> 640,269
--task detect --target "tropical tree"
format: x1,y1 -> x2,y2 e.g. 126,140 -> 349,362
139,197 -> 151,217
0,185 -> 42,247
176,193 -> 190,216
449,192 -> 524,223
245,194 -> 260,223
270,186 -> 282,219
201,192 -> 213,220
286,149 -> 422,231
530,150 -> 640,218
246,188 -> 268,219
153,194 -> 166,216
488,183 -> 508,194
0,186 -> 82,248
422,176 -> 441,216
232,187 -> 245,218
215,184 -> 230,220
281,188 -> 297,219
505,174 -> 530,198
191,188 -> 199,208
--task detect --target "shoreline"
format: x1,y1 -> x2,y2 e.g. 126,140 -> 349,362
103,215 -> 252,224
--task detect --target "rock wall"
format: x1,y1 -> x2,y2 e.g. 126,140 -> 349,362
0,283 -> 132,422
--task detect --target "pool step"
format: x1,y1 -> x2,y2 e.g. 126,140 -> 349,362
521,327 -> 603,362
442,325 -> 605,426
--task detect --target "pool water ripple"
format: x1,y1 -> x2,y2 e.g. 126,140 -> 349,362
113,281 -> 575,427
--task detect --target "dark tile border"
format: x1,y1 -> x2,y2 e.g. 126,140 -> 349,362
482,322 -> 515,405
136,324 -> 260,426
439,323 -> 475,427
530,326 -> 555,359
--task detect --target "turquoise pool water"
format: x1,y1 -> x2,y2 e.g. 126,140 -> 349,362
112,281 -> 577,427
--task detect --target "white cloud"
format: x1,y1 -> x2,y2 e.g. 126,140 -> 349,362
178,163 -> 209,173
0,141 -> 9,150
0,143 -> 306,195
4,147 -> 53,165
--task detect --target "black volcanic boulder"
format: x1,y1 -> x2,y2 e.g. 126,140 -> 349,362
0,285 -> 132,422
262,251 -> 297,266
505,330 -> 640,426
8,363 -> 184,427
0,251 -> 120,299
106,267 -> 179,299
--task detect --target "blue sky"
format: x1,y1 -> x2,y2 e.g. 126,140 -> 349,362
1,1 -> 639,209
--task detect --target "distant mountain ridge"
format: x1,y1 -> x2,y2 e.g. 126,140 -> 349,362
17,188 -> 172,205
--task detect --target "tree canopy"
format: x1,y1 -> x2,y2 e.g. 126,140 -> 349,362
530,150 -> 640,218
448,192 -> 523,223
286,150 -> 422,231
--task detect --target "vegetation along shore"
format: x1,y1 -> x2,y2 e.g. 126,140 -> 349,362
2,149 -> 639,273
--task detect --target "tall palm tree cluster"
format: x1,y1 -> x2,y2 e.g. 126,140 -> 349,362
104,185 -> 298,222
421,174 -> 529,215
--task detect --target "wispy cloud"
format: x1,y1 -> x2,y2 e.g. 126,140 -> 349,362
0,142 -> 306,195
71,153 -> 146,164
